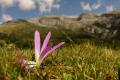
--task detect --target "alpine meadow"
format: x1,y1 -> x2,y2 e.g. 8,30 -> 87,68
0,0 -> 120,80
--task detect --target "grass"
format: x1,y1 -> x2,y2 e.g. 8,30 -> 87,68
0,41 -> 120,80
0,21 -> 79,48
0,21 -> 120,80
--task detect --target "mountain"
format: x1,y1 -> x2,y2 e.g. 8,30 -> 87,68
26,10 -> 120,39
0,10 -> 120,45
27,15 -> 78,29
0,19 -> 80,48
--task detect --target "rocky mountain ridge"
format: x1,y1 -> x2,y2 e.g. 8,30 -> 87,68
1,10 -> 120,39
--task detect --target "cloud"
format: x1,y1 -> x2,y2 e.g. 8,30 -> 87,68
80,2 -> 92,11
2,14 -> 13,22
0,0 -> 15,8
36,0 -> 61,14
0,0 -> 15,22
53,4 -> 60,9
0,0 -> 61,15
0,0 -> 61,22
92,3 -> 101,10
0,0 -> 36,11
80,2 -> 102,11
106,6 -> 115,12
18,0 -> 36,11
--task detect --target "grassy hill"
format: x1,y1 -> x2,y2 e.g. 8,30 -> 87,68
0,20 -> 79,48
0,19 -> 120,49
0,14 -> 120,79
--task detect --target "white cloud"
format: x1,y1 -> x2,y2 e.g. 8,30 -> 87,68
80,2 -> 102,11
0,0 -> 61,15
2,14 -> 13,22
0,0 -> 15,7
53,4 -> 60,9
0,0 -> 36,11
92,3 -> 101,10
106,6 -> 115,12
18,0 -> 36,11
80,2 -> 92,11
0,0 -> 15,21
0,0 -> 61,22
36,0 -> 61,14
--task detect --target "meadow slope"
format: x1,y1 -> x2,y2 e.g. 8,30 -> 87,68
0,41 -> 120,80
0,21 -> 120,80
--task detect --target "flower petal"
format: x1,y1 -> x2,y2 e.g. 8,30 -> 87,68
41,42 -> 65,61
40,46 -> 52,59
40,32 -> 51,54
34,30 -> 41,63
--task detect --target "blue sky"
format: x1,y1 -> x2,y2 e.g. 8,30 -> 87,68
0,0 -> 120,23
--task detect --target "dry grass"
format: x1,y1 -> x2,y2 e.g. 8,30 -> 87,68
0,41 -> 119,80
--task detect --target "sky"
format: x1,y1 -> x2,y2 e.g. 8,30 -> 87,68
0,0 -> 120,23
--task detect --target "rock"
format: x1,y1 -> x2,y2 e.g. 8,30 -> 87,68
77,13 -> 99,21
2,10 -> 120,40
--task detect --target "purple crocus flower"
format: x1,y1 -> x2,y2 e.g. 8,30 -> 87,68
18,30 -> 64,69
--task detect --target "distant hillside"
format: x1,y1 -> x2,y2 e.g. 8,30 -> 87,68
27,15 -> 78,29
27,10 -> 120,39
0,10 -> 120,47
0,20 -> 80,48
